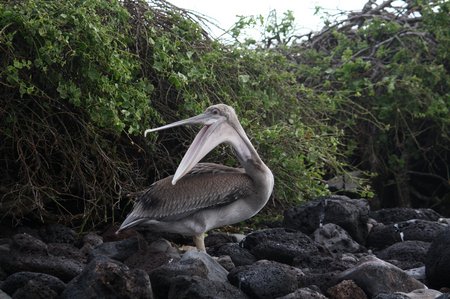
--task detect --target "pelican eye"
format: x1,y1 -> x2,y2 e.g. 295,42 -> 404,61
211,108 -> 219,115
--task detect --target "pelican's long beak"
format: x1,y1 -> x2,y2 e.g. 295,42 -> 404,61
144,113 -> 217,137
145,112 -> 233,185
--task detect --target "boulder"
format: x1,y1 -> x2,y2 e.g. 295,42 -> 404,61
0,233 -> 84,282
313,223 -> 366,256
215,255 -> 235,271
293,254 -> 352,274
79,233 -> 103,256
205,232 -> 238,248
209,243 -> 257,266
367,220 -> 447,249
125,239 -> 181,273
336,256 -> 426,297
404,266 -> 426,282
0,289 -> 11,299
228,260 -> 304,299
0,272 -> 65,296
90,237 -> 140,262
181,251 -> 228,282
283,195 -> 369,244
425,227 -> 450,289
167,275 -> 248,299
370,208 -> 442,224
149,251 -> 227,298
10,279 -> 58,299
241,228 -> 322,264
373,289 -> 443,299
61,256 -> 152,299
299,272 -> 344,294
327,280 -> 367,299
39,224 -> 76,244
276,287 -> 327,299
10,233 -> 47,254
375,241 -> 430,269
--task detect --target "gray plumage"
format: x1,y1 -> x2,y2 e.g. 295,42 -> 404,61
117,104 -> 274,251
123,163 -> 253,224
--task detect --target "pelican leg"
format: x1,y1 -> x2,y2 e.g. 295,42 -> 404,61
193,233 -> 206,252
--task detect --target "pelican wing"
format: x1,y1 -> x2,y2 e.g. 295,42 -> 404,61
119,163 -> 254,230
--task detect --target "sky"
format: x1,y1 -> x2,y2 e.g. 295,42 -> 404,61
167,0 -> 369,39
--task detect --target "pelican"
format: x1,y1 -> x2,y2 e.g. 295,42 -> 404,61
117,104 -> 274,251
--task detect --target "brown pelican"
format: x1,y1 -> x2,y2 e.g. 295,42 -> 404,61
117,104 -> 274,251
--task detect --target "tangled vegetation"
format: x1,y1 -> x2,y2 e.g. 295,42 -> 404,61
0,0 -> 448,229
296,0 -> 450,211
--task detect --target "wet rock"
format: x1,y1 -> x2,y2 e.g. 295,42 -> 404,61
370,208 -> 442,224
39,224 -> 76,244
228,260 -> 304,299
90,236 -> 140,262
283,195 -> 370,244
425,227 -> 450,289
376,241 -> 430,269
367,220 -> 447,249
313,223 -> 366,256
327,280 -> 367,299
1,272 -> 65,296
149,251 -> 226,298
125,239 -> 181,273
276,287 -> 327,299
0,233 -> 84,282
167,275 -> 248,299
209,243 -> 257,266
61,256 -> 152,299
336,256 -> 426,297
241,228 -> 322,264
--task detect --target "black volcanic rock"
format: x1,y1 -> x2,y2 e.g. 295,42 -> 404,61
367,219 -> 447,249
241,228 -> 323,264
425,227 -> 450,289
61,256 -> 152,299
283,195 -> 370,244
376,240 -> 430,269
228,260 -> 304,298
370,208 -> 442,224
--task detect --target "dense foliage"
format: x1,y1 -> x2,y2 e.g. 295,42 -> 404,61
235,0 -> 449,211
299,0 -> 450,211
0,0 -> 345,228
0,0 -> 448,229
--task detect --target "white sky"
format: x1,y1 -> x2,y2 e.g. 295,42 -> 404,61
168,0 -> 369,39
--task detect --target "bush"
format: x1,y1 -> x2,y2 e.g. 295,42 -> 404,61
289,0 -> 449,211
0,0 -> 344,228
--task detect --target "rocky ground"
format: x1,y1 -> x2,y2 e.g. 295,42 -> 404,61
1,195 -> 450,299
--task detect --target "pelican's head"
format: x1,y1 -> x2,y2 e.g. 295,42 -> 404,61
145,104 -> 249,185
